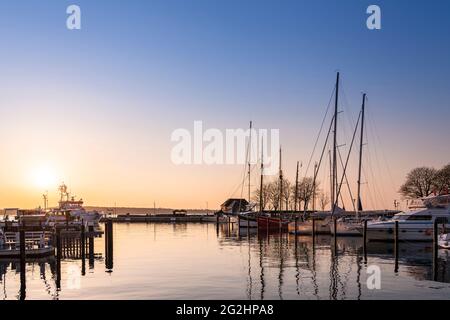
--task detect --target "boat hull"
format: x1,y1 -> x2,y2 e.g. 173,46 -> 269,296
356,222 -> 450,241
257,217 -> 289,231
0,247 -> 54,258
330,220 -> 362,236
289,219 -> 331,235
238,216 -> 258,228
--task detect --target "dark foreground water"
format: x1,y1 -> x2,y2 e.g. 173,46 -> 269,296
1,222 -> 450,300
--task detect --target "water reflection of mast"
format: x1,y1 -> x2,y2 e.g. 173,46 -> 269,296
258,238 -> 265,300
278,236 -> 285,300
301,241 -> 319,298
356,253 -> 362,300
294,238 -> 300,296
247,236 -> 252,299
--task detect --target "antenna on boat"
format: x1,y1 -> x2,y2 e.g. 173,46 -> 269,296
356,93 -> 366,219
42,192 -> 48,210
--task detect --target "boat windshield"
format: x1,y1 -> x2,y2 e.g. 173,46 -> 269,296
422,195 -> 450,209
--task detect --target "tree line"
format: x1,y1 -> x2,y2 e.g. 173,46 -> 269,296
399,164 -> 450,198
252,177 -> 330,211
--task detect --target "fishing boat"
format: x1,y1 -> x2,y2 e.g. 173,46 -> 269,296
0,230 -> 54,258
45,184 -> 101,229
356,194 -> 450,241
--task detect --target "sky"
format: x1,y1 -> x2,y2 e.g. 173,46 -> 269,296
0,0 -> 449,210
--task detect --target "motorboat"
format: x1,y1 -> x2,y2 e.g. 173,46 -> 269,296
356,194 -> 450,241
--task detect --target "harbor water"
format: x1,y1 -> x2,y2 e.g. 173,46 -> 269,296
1,222 -> 450,300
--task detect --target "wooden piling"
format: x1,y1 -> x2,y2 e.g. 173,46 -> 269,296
363,220 -> 368,263
433,220 -> 439,281
333,217 -> 337,253
333,217 -> 337,237
294,217 -> 298,239
55,228 -> 61,289
19,228 -> 26,300
105,219 -> 114,270
88,225 -> 95,267
394,220 -> 399,273
312,218 -> 316,238
81,223 -> 86,275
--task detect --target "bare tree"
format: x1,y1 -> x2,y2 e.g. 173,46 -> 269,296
291,177 -> 319,211
252,184 -> 272,211
318,191 -> 330,211
282,180 -> 292,210
433,164 -> 450,195
399,167 -> 437,198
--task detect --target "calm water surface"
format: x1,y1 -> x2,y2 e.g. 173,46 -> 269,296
1,222 -> 450,300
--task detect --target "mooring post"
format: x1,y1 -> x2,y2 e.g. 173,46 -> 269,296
433,220 -> 439,281
294,217 -> 298,239
19,228 -> 26,300
55,228 -> 61,289
106,219 -> 114,271
312,218 -> 316,238
333,217 -> 338,253
81,222 -> 86,275
363,220 -> 368,264
394,220 -> 399,273
279,213 -> 282,234
88,225 -> 95,267
333,217 -> 337,237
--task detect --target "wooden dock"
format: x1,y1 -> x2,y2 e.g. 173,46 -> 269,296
104,214 -> 223,223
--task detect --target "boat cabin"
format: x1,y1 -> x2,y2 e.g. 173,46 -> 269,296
220,199 -> 249,214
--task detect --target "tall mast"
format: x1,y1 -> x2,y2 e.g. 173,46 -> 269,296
332,72 -> 340,211
312,162 -> 318,211
356,93 -> 366,218
259,137 -> 264,213
248,121 -> 252,202
294,161 -> 299,212
278,147 -> 283,212
329,150 -> 333,210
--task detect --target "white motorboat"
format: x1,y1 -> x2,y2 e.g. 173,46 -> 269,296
356,194 -> 450,241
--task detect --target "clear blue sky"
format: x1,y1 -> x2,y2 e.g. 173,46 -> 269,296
0,0 -> 449,209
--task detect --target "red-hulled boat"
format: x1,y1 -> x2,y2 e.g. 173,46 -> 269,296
257,216 -> 289,231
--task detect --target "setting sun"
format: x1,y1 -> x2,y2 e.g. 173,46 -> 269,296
31,166 -> 58,189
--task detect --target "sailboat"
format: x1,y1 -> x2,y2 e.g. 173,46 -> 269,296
290,72 -> 343,235
257,147 -> 290,231
331,93 -> 367,236
238,121 -> 258,228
